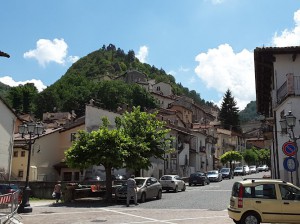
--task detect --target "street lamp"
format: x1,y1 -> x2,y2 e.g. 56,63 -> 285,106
279,111 -> 300,187
17,121 -> 44,213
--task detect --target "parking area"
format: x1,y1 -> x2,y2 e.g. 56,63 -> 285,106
20,201 -> 233,224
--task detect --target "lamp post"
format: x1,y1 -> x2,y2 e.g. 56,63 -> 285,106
279,111 -> 300,187
17,121 -> 44,213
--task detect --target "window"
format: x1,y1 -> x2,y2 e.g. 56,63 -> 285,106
18,170 -> 24,177
21,151 -> 25,157
156,86 -> 160,91
13,151 -> 18,157
280,184 -> 300,200
243,184 -> 276,199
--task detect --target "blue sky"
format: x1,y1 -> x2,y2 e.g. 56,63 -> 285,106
0,0 -> 300,110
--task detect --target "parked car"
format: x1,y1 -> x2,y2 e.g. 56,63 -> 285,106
115,177 -> 162,203
220,168 -> 234,179
249,165 -> 258,173
159,175 -> 186,192
0,184 -> 21,195
189,172 -> 210,186
243,165 -> 250,175
206,170 -> 222,182
228,178 -> 300,224
234,166 -> 245,176
257,164 -> 269,172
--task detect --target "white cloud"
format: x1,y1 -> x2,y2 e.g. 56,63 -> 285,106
272,9 -> 300,47
194,44 -> 255,110
0,76 -> 46,92
24,38 -> 79,66
136,45 -> 149,63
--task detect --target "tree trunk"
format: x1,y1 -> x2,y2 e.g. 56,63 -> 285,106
105,165 -> 113,202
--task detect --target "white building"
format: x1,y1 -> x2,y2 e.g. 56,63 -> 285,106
255,46 -> 300,186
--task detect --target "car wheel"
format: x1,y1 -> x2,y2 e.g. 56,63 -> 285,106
156,190 -> 162,200
140,193 -> 146,203
240,212 -> 260,224
174,185 -> 178,193
182,184 -> 186,191
189,183 -> 192,186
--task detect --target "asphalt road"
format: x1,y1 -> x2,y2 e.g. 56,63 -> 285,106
19,171 -> 270,224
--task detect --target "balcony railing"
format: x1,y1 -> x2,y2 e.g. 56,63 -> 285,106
277,75 -> 300,104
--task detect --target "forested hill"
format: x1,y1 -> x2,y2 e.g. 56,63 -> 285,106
1,44 -> 217,119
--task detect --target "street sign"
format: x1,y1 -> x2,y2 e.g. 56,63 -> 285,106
282,141 -> 297,156
283,157 -> 299,172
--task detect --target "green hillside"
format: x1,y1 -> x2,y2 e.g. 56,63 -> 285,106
3,44 -> 216,118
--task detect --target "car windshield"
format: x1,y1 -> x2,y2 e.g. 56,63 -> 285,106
207,171 -> 217,174
160,176 -> 172,180
235,167 -> 242,170
221,168 -> 229,172
135,179 -> 146,187
191,173 -> 205,177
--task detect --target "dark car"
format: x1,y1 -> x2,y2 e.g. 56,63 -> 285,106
0,184 -> 20,195
0,184 -> 22,203
189,172 -> 210,186
220,168 -> 234,179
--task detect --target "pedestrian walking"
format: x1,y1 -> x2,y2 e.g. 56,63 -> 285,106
53,181 -> 62,203
126,175 -> 138,207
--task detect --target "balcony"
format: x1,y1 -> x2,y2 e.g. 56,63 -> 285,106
277,74 -> 300,104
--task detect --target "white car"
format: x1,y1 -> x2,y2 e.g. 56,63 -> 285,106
249,165 -> 257,173
115,177 -> 162,203
243,165 -> 250,175
206,170 -> 222,182
159,175 -> 186,192
257,164 -> 269,172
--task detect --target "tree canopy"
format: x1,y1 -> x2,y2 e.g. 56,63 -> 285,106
219,89 -> 240,132
220,150 -> 243,169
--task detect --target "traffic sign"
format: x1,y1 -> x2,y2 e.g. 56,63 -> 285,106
282,141 -> 297,156
283,157 -> 299,172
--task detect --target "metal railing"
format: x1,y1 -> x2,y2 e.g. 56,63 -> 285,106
0,191 -> 20,224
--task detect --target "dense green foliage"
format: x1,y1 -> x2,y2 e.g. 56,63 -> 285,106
243,148 -> 259,165
239,101 -> 258,123
218,89 -> 241,132
0,82 -> 10,99
220,150 -> 243,169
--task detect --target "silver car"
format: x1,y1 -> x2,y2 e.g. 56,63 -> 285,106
115,177 -> 162,203
159,175 -> 186,192
207,170 -> 222,182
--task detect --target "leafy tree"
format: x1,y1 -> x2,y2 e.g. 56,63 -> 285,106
7,83 -> 38,114
65,117 -> 130,202
219,89 -> 240,132
116,106 -> 174,171
255,148 -> 271,167
220,150 -> 243,169
243,148 -> 258,165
